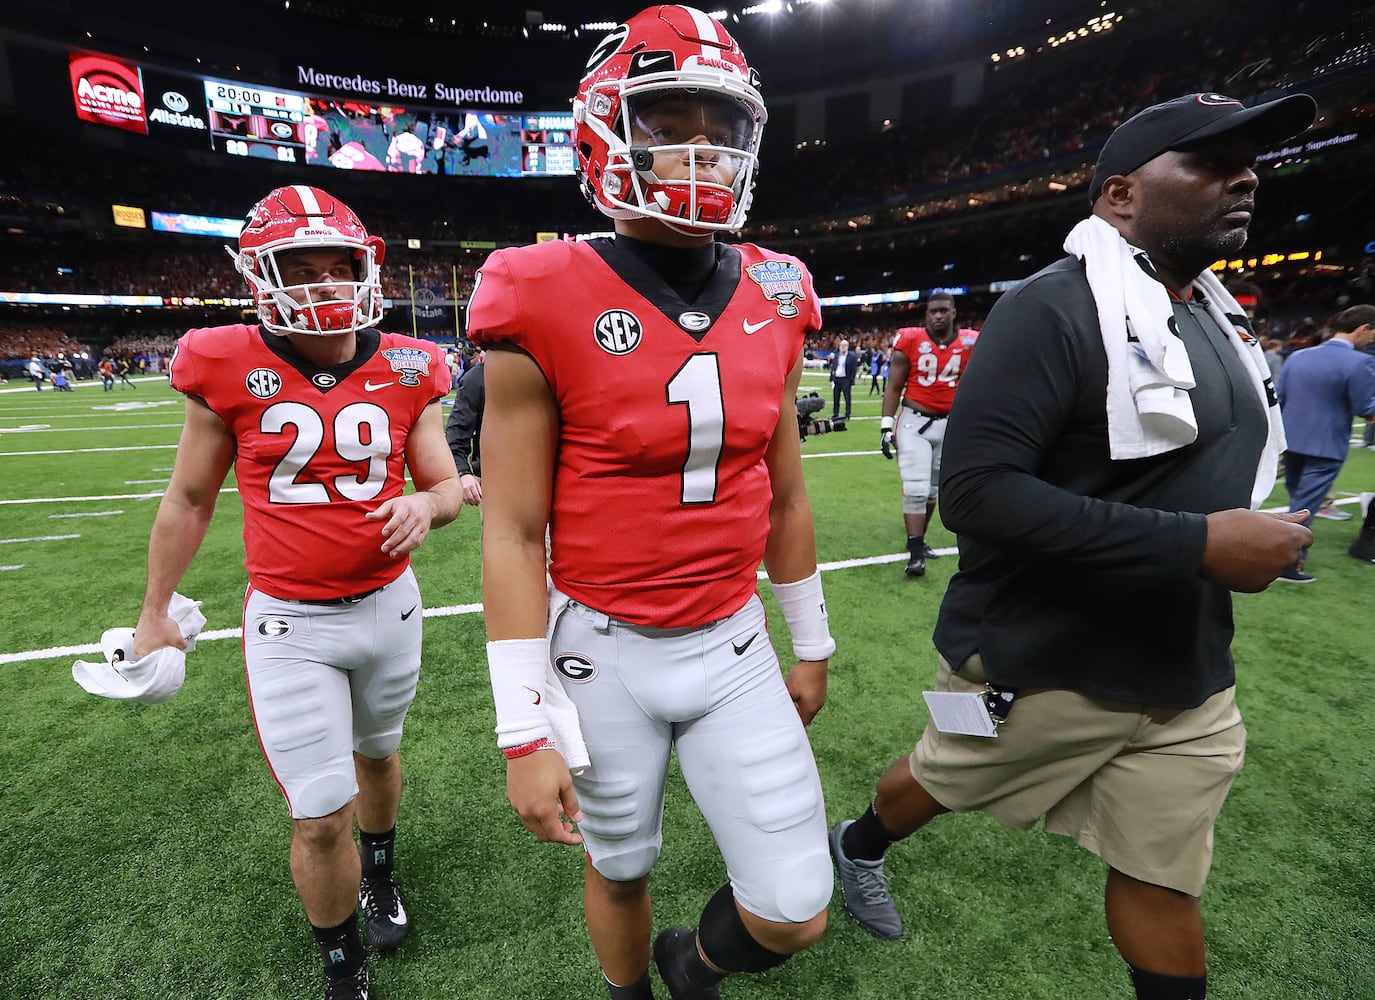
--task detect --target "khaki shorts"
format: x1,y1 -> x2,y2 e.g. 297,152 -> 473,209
910,654 -> 1246,896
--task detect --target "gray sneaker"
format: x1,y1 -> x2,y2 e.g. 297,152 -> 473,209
829,820 -> 902,939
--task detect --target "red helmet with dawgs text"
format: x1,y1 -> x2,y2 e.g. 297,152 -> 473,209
573,5 -> 766,234
233,185 -> 386,336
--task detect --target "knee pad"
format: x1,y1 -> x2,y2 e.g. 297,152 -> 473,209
290,770 -> 357,820
355,729 -> 403,759
768,849 -> 833,923
901,491 -> 929,514
588,843 -> 660,884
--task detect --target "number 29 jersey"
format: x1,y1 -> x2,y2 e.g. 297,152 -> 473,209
169,324 -> 450,600
469,238 -> 819,628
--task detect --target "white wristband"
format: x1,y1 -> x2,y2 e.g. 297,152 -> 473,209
771,569 -> 836,661
880,415 -> 895,431
486,638 -> 553,750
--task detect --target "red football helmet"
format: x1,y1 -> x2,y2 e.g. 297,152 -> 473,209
232,185 -> 386,336
573,5 -> 766,234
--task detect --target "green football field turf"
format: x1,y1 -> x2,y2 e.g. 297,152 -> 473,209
0,370 -> 1371,999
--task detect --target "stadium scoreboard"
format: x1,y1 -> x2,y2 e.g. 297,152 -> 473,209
204,82 -> 307,162
68,48 -> 575,180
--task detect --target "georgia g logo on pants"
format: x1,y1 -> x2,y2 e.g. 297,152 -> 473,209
554,653 -> 596,683
256,618 -> 293,640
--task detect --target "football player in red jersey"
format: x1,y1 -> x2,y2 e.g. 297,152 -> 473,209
878,292 -> 979,578
471,7 -> 835,1000
131,185 -> 461,1000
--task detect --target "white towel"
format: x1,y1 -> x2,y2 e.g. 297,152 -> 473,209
72,593 -> 206,705
544,584 -> 591,775
1064,216 -> 1284,508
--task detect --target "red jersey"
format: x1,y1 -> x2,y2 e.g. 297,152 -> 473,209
894,326 -> 979,414
469,238 -> 818,627
169,324 -> 450,600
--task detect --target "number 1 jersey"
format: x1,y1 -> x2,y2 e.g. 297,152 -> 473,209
469,238 -> 819,628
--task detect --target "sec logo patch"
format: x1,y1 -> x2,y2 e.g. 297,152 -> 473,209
594,309 -> 642,355
246,368 -> 282,399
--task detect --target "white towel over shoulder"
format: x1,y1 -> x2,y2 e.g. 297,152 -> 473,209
1064,215 -> 1284,508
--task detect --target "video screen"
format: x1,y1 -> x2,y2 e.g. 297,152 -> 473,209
70,49 -> 579,182
303,101 -> 524,177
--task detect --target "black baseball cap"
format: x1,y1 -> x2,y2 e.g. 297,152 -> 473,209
1088,91 -> 1317,204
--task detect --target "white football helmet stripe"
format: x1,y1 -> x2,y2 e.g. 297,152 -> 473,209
292,184 -> 322,215
686,5 -> 722,59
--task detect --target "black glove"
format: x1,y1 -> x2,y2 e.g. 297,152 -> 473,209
880,428 -> 895,459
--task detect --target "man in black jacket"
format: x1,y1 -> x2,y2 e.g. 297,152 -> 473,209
444,358 -> 485,507
828,92 -> 1316,1000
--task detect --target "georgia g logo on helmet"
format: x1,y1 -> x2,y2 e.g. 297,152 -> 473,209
231,185 -> 387,337
571,5 -> 767,236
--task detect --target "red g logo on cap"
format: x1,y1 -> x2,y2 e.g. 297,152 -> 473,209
1197,93 -> 1243,107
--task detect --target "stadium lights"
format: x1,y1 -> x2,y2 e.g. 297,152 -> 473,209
741,1 -> 784,15
707,9 -> 729,19
581,20 -> 618,31
539,22 -> 567,32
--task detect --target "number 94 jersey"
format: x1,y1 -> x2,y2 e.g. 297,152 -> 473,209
469,238 -> 818,628
170,324 -> 450,600
894,326 -> 979,414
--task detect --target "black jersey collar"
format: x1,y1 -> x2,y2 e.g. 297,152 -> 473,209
589,237 -> 742,344
258,326 -> 381,393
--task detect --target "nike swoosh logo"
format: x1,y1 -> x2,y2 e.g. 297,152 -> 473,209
358,890 -> 408,926
401,605 -> 417,620
637,54 -> 671,69
364,380 -> 393,392
743,318 -> 774,335
523,685 -> 542,705
731,632 -> 759,655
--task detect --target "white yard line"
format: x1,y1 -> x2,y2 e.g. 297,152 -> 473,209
0,533 -> 80,544
0,445 -> 178,457
0,488 -> 234,505
50,510 -> 124,519
0,424 -> 185,434
1,552 -> 961,664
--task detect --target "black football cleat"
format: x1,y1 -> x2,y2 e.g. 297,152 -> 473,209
359,873 -> 409,952
904,553 -> 926,578
654,927 -> 721,1000
922,543 -> 942,560
323,964 -> 369,1000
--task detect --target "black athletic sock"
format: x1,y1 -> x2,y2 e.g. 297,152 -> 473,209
842,802 -> 902,862
1129,966 -> 1206,1000
696,884 -> 790,977
312,914 -> 366,979
605,970 -> 654,999
359,825 -> 396,879
907,535 -> 925,560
